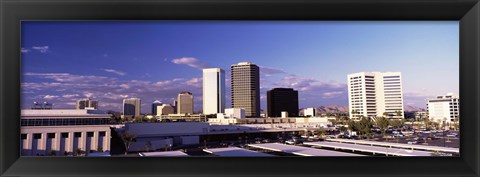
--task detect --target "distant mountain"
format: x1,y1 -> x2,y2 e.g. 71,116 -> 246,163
404,105 -> 426,112
315,105 -> 349,114
299,105 -> 349,115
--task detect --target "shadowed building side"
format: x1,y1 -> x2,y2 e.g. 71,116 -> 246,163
267,88 -> 299,117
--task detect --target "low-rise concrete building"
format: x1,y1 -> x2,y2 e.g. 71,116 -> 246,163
21,109 -> 111,156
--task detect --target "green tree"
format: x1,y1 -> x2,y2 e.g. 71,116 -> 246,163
453,116 -> 460,130
316,128 -> 327,138
120,131 -> 137,155
48,150 -> 57,156
389,119 -> 403,128
375,116 -> 389,136
395,111 -> 402,117
347,120 -> 357,132
357,117 -> 373,138
383,112 -> 389,118
74,148 -> 82,156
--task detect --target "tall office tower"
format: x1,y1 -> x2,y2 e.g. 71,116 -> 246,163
123,98 -> 141,117
76,98 -> 98,110
203,68 -> 226,115
177,92 -> 194,114
267,88 -> 299,117
231,62 -> 260,117
151,100 -> 162,115
347,72 -> 404,120
427,93 -> 459,123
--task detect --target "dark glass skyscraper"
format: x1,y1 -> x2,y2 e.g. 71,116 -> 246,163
267,88 -> 299,117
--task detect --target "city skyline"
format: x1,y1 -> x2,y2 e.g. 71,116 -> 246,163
21,21 -> 459,113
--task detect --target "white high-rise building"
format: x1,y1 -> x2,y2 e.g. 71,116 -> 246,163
427,93 -> 459,123
202,68 -> 226,115
347,72 -> 404,119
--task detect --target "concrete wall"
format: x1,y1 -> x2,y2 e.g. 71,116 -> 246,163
21,125 -> 111,156
125,122 -> 210,137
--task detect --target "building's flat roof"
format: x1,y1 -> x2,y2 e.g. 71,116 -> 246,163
304,141 -> 433,156
203,147 -> 274,157
21,109 -> 109,116
247,143 -> 364,156
138,150 -> 189,157
325,139 -> 459,153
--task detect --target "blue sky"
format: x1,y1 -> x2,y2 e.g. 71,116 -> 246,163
21,21 -> 459,113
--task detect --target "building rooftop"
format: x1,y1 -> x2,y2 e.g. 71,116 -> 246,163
203,147 -> 274,157
232,62 -> 256,66
21,109 -> 109,116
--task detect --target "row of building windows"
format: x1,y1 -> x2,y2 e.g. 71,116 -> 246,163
20,118 -> 111,126
21,131 -> 106,140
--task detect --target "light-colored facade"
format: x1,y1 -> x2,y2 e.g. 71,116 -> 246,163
415,111 -> 428,120
304,108 -> 316,117
347,72 -> 404,119
224,108 -> 246,118
76,98 -> 98,110
427,94 -> 459,123
20,109 -> 111,156
177,92 -> 194,114
231,62 -> 260,117
202,68 -> 226,115
156,104 -> 175,116
123,98 -> 141,117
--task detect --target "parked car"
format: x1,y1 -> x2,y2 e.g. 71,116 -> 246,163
407,141 -> 418,144
285,138 -> 303,145
447,133 -> 458,137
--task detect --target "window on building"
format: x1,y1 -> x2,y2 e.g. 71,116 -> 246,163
47,133 -> 55,139
33,133 -> 42,139
61,133 -> 69,138
99,131 -> 106,136
21,134 -> 27,140
87,132 -> 94,137
74,132 -> 82,137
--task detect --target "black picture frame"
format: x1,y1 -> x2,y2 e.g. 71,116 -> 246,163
1,0 -> 479,176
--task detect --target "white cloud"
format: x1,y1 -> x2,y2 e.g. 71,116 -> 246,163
22,72 -> 204,112
260,66 -> 286,75
83,92 -> 94,98
21,48 -> 30,53
62,94 -> 79,98
31,46 -> 49,53
25,72 -> 114,83
322,91 -> 344,98
43,95 -> 59,99
171,57 -> 209,69
102,68 -> 126,76
186,77 -> 202,87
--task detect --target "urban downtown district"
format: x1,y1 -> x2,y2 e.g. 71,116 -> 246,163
20,62 -> 460,157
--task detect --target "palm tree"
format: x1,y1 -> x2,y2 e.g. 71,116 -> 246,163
395,111 -> 402,118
